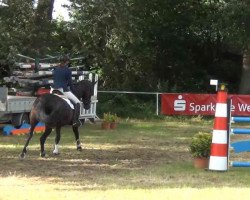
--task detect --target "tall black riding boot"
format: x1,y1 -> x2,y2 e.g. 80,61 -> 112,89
73,103 -> 81,127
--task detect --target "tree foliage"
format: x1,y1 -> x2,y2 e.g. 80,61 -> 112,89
69,0 -> 249,92
0,0 -> 249,93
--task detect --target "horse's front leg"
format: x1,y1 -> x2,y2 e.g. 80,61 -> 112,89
72,126 -> 82,151
40,126 -> 52,157
53,126 -> 61,155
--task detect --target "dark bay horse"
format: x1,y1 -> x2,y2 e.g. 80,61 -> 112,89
20,80 -> 95,158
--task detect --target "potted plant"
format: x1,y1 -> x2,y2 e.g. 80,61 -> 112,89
189,132 -> 212,169
102,112 -> 119,130
110,113 -> 118,129
102,112 -> 112,129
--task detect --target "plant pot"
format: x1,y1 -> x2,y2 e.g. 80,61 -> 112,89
110,122 -> 117,129
101,122 -> 110,129
193,157 -> 209,169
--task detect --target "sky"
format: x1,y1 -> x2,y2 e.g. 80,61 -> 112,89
1,0 -> 71,20
0,0 -> 8,7
53,0 -> 71,21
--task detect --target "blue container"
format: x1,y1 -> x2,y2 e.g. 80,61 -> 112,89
3,125 -> 15,136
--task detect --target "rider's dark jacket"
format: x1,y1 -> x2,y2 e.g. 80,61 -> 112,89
52,64 -> 73,92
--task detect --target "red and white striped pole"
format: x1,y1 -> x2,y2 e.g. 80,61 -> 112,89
209,83 -> 228,171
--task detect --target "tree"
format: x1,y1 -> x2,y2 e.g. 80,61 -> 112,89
237,0 -> 250,94
69,0 -> 245,92
0,0 -> 35,77
0,0 -> 56,60
31,0 -> 55,52
0,0 -> 249,94
239,47 -> 250,93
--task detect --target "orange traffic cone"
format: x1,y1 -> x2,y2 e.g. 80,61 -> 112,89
209,84 -> 228,171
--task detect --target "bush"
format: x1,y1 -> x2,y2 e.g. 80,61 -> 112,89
97,93 -> 156,119
189,132 -> 212,158
103,112 -> 118,122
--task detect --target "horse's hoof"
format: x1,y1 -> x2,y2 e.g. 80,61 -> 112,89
53,152 -> 60,156
40,152 -> 46,158
19,153 -> 26,159
77,146 -> 82,151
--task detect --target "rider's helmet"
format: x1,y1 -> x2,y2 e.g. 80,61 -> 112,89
60,54 -> 70,63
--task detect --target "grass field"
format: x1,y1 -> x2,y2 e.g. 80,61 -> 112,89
1,117 -> 250,200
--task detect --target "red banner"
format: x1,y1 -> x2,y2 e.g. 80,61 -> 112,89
161,93 -> 250,116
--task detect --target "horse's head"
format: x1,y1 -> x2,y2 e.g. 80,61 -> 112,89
73,80 -> 96,110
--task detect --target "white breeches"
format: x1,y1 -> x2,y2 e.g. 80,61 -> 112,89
51,88 -> 81,104
63,91 -> 81,104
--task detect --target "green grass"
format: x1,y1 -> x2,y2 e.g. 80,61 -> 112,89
1,117 -> 250,199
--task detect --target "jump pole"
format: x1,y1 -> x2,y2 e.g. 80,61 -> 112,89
231,117 -> 250,123
231,161 -> 250,167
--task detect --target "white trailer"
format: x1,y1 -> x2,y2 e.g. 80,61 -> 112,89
0,87 -> 36,126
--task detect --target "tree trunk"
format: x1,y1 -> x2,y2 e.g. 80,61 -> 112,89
239,47 -> 250,94
36,0 -> 54,21
48,0 -> 55,20
32,0 -> 54,51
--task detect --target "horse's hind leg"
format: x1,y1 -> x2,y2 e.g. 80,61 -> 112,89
72,126 -> 82,151
53,126 -> 61,155
40,126 -> 52,157
20,121 -> 38,159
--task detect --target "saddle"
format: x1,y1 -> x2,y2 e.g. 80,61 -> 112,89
50,89 -> 75,109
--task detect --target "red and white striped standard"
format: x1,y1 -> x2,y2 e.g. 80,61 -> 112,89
209,90 -> 228,171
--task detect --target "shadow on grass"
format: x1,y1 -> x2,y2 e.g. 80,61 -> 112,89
1,120 -> 244,190
0,132 -> 191,190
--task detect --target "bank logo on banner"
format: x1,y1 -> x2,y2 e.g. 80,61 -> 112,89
174,95 -> 186,111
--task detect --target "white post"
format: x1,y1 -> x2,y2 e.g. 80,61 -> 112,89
210,79 -> 219,91
156,93 -> 159,115
94,74 -> 98,97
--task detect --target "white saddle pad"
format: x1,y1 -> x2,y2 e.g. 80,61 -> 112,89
54,94 -> 75,109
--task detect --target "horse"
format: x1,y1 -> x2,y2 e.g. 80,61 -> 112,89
20,79 -> 95,158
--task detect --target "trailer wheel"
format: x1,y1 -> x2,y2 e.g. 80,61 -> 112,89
12,113 -> 30,128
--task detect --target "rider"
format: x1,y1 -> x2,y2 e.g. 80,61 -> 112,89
52,55 -> 81,127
